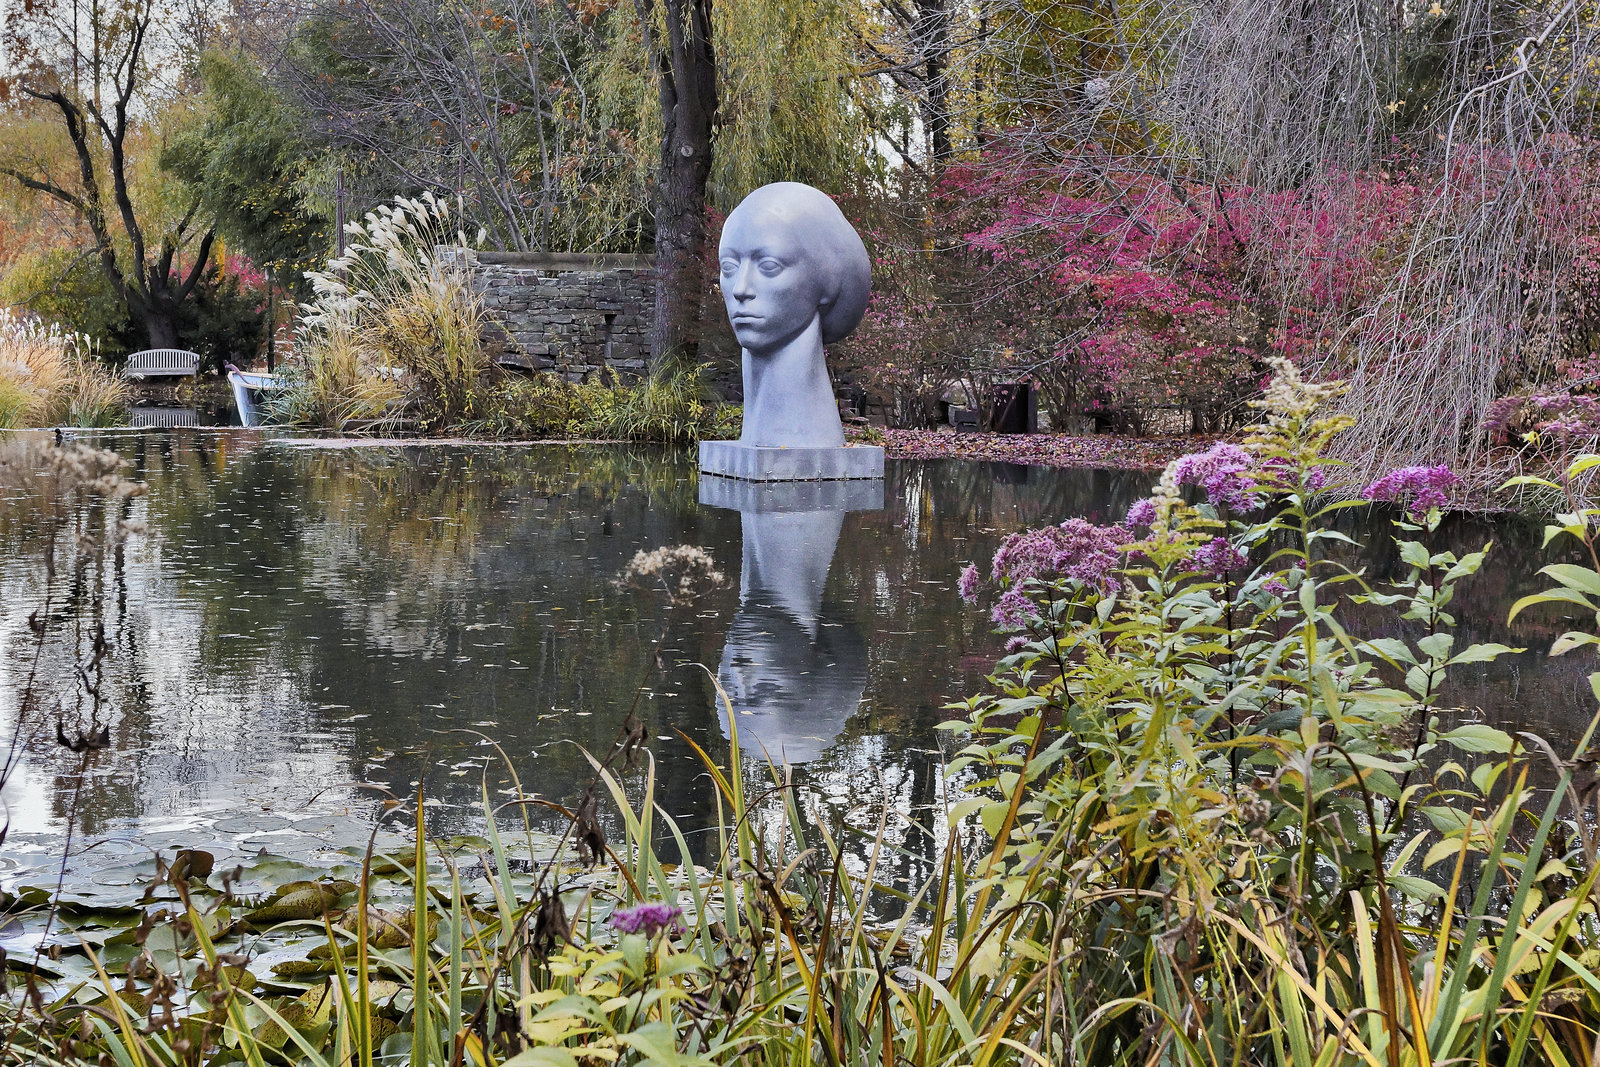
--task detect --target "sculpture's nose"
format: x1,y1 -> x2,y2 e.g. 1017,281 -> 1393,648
730,260 -> 757,302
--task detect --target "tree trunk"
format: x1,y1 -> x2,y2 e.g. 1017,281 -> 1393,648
648,0 -> 717,367
916,0 -> 953,168
142,309 -> 180,350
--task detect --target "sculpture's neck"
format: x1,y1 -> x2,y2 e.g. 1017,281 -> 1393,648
740,314 -> 845,448
740,507 -> 846,635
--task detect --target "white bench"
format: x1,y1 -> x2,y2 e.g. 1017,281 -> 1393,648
126,349 -> 201,379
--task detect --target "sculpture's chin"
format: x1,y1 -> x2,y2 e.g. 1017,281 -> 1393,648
732,317 -> 817,357
734,333 -> 785,358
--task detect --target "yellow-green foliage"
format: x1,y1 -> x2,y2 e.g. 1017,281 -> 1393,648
0,311 -> 128,428
469,362 -> 741,443
0,247 -> 135,358
578,0 -> 868,233
712,0 -> 872,202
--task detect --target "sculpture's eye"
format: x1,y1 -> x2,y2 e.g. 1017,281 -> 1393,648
758,258 -> 784,276
720,259 -> 737,277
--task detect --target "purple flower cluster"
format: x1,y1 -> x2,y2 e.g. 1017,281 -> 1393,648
991,588 -> 1033,628
990,518 -> 1128,592
949,518 -> 1130,627
1171,444 -> 1261,511
1486,391 -> 1600,441
1125,498 -> 1158,528
1360,464 -> 1458,519
608,902 -> 684,936
1261,576 -> 1289,596
958,563 -> 981,602
1192,537 -> 1248,577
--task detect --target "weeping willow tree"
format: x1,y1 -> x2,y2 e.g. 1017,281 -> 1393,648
586,0 -> 871,212
712,0 -> 871,203
580,0 -> 870,362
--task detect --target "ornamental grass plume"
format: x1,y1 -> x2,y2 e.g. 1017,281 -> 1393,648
292,193 -> 485,430
0,311 -> 127,429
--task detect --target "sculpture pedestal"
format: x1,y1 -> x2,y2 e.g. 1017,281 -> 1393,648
698,474 -> 883,512
698,440 -> 884,482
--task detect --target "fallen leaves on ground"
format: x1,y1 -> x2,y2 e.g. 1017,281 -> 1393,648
880,429 -> 1226,470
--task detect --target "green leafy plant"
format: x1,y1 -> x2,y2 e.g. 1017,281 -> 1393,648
944,359 -> 1599,1064
576,359 -> 723,444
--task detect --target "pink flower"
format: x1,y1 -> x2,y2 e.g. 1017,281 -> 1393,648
990,518 -> 1128,594
992,589 -> 1033,628
1361,465 -> 1458,518
1262,576 -> 1289,596
609,902 -> 684,936
1125,498 -> 1157,528
958,564 -> 980,603
1193,537 -> 1248,577
1171,444 -> 1261,511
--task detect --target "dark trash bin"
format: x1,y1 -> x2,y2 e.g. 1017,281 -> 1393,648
988,382 -> 1037,434
949,406 -> 980,432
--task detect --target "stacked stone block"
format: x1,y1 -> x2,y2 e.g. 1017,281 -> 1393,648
460,251 -> 655,382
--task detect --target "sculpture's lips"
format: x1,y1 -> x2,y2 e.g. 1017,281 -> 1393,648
729,314 -> 764,323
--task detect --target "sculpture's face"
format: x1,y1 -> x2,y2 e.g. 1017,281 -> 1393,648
719,206 -> 827,357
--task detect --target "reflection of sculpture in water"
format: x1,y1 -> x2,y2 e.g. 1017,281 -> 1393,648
715,506 -> 869,765
718,182 -> 871,449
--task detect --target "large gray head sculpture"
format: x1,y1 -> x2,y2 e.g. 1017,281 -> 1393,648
719,183 -> 871,449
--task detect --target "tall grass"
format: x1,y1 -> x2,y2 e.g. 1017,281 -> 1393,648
0,311 -> 127,428
287,193 -> 485,430
288,193 -> 740,440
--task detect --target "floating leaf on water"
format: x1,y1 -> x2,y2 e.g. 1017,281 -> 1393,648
246,880 -> 358,925
169,849 -> 215,882
271,958 -> 330,978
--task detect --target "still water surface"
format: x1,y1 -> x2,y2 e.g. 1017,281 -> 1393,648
0,431 -> 1590,887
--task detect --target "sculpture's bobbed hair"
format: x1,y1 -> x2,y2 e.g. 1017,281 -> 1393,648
722,182 -> 872,344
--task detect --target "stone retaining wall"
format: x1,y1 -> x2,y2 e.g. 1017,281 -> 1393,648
457,251 -> 655,382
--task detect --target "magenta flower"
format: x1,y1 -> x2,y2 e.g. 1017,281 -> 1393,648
958,563 -> 980,603
609,902 -> 684,936
990,518 -> 1128,595
1261,576 -> 1289,596
1193,537 -> 1248,577
1361,465 -> 1457,519
1125,498 -> 1157,528
991,588 -> 1032,628
1171,443 -> 1260,511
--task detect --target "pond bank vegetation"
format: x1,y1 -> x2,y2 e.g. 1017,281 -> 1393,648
271,196 -> 737,446
5,363 -> 1600,1064
0,313 -> 128,431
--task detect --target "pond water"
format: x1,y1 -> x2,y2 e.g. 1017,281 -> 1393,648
0,430 -> 1591,891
